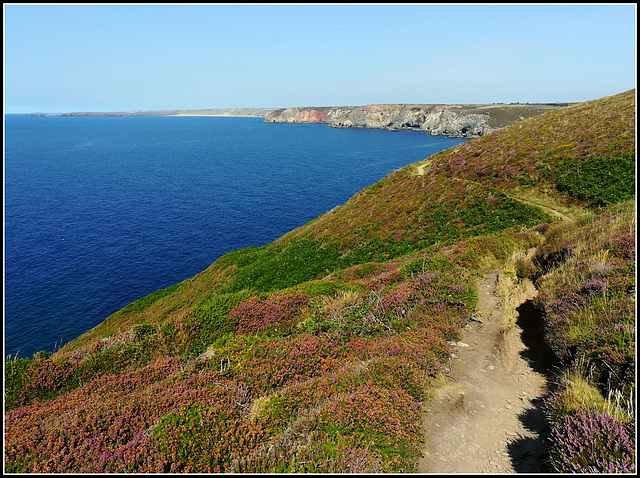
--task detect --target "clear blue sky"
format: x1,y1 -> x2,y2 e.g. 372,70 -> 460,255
3,3 -> 637,113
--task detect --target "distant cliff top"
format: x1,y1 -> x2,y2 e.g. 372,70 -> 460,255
451,102 -> 576,129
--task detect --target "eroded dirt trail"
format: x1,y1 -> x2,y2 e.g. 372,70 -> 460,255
419,271 -> 549,473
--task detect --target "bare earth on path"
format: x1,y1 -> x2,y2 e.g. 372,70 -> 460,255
419,271 -> 551,473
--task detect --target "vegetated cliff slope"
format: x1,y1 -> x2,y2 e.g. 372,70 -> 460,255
264,102 -> 570,138
5,90 -> 635,474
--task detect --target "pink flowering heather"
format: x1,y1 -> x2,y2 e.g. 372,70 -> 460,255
231,291 -> 310,334
546,409 -> 635,473
223,332 -> 348,393
3,356 -> 254,473
316,381 -> 422,449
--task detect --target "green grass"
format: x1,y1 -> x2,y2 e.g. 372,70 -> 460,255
118,283 -> 184,315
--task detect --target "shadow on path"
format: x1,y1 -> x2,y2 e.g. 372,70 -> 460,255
516,299 -> 555,377
507,399 -> 548,472
507,299 -> 557,472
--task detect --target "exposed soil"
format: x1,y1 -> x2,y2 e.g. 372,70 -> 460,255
419,271 -> 552,473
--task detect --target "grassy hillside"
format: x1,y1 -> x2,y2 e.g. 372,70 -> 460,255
5,90 -> 635,473
457,102 -> 576,129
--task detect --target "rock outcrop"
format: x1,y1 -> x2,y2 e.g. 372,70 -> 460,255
264,104 -> 492,138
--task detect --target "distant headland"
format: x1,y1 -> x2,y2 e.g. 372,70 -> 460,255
263,103 -> 574,138
37,108 -> 277,118
34,102 -> 574,139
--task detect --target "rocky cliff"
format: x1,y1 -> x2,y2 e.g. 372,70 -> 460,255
264,103 -> 570,138
264,104 -> 489,138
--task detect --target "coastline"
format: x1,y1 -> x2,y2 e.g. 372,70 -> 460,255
41,108 -> 277,118
169,113 -> 268,117
36,103 -> 573,139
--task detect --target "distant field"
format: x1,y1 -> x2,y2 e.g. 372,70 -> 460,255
456,103 -> 575,129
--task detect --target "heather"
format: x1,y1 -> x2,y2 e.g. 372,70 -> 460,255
424,89 -> 635,191
546,409 -> 635,473
5,250 -> 481,473
4,90 -> 636,473
527,204 -> 636,472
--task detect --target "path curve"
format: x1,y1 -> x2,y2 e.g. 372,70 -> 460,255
415,161 -> 431,176
419,271 -> 549,473
507,195 -> 575,223
412,164 -> 575,223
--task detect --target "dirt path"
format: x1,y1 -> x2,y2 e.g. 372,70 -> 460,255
507,195 -> 575,223
413,164 -> 576,224
419,271 -> 550,473
414,160 -> 432,176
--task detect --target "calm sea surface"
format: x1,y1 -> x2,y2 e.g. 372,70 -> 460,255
4,115 -> 467,358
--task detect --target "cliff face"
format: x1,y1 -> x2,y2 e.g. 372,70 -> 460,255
263,106 -> 350,125
264,104 -> 492,138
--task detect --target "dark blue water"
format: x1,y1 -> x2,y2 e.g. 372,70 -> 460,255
4,115 -> 467,358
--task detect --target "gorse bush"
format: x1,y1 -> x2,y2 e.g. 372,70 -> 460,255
191,291 -> 255,341
150,405 -> 270,473
219,238 -> 346,293
4,357 -> 33,407
315,382 -> 423,468
555,152 -> 635,206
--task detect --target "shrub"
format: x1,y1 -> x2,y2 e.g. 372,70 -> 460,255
151,405 -> 270,473
220,238 -> 346,293
546,409 -> 635,473
316,382 -> 422,472
294,279 -> 349,297
219,332 -> 347,393
230,291 -> 310,334
514,258 -> 535,281
555,152 -> 635,206
192,291 -> 254,342
4,357 -> 33,408
133,323 -> 156,341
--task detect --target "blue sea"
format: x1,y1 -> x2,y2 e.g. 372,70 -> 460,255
4,114 -> 467,358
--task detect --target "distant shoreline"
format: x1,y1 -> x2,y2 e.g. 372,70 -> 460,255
170,113 -> 269,117
35,108 -> 277,118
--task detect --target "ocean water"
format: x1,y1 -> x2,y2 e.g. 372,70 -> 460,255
4,115 -> 467,358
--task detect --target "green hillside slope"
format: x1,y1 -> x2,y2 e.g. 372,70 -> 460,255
5,90 -> 635,473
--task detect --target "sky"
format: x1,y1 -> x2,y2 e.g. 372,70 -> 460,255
3,3 -> 637,113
